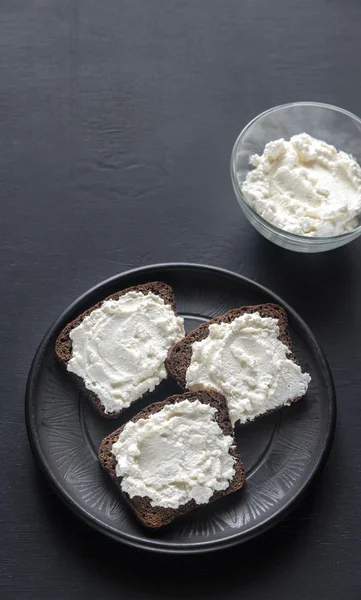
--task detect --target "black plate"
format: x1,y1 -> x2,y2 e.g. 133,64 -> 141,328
26,264 -> 336,554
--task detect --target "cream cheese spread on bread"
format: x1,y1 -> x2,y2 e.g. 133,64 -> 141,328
186,312 -> 311,425
67,291 -> 185,414
111,399 -> 235,508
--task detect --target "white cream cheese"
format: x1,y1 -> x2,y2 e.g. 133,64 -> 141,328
112,399 -> 235,509
186,312 -> 311,426
67,291 -> 185,414
241,133 -> 361,236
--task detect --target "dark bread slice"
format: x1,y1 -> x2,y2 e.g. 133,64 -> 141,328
55,282 -> 178,419
99,390 -> 245,529
165,303 -> 304,423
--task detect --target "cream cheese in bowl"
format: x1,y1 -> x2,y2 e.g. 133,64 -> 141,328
231,102 -> 361,252
241,133 -> 361,237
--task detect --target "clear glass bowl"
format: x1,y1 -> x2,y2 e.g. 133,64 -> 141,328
230,102 -> 361,253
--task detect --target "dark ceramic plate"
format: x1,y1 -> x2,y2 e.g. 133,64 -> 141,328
26,264 -> 336,554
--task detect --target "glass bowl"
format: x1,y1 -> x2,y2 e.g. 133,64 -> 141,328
230,102 -> 361,253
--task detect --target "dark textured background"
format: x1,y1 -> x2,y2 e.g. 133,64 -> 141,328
1,1 -> 361,598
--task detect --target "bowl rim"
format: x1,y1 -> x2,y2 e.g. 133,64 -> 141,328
230,101 -> 361,244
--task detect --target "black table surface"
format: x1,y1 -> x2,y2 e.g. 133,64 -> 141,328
1,1 -> 361,598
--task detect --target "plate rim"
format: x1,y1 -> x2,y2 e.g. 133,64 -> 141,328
25,262 -> 337,554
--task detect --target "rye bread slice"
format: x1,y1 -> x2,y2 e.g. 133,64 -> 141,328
165,303 -> 304,424
99,390 -> 245,529
55,281 -> 178,419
